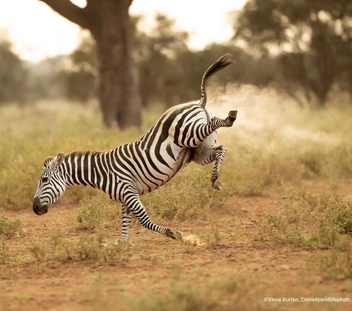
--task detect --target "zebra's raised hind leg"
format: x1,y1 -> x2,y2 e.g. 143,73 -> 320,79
192,110 -> 237,190
193,143 -> 228,190
207,111 -> 237,189
208,110 -> 238,132
210,145 -> 227,190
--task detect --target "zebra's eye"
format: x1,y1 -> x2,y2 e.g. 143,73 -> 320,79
41,177 -> 49,183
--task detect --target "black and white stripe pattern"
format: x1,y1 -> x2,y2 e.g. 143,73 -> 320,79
33,54 -> 237,240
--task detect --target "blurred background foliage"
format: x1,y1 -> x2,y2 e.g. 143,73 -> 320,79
0,0 -> 351,110
235,0 -> 352,107
0,32 -> 29,105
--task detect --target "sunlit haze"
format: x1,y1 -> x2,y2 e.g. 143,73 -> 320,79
0,0 -> 246,62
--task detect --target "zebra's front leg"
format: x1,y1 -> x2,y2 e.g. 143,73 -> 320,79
124,190 -> 183,240
121,204 -> 132,241
210,145 -> 227,190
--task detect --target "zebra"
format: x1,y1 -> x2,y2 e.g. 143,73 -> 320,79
32,53 -> 237,241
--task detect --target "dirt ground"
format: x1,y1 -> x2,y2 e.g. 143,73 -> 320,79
1,181 -> 352,311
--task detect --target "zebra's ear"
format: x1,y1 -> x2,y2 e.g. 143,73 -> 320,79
49,152 -> 65,169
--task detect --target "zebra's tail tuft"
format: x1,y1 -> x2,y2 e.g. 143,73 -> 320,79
199,53 -> 234,109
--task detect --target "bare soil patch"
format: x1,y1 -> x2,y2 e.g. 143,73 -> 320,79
1,181 -> 352,311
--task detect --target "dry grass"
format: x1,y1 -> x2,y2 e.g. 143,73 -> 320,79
1,91 -> 352,211
1,90 -> 352,310
259,190 -> 352,249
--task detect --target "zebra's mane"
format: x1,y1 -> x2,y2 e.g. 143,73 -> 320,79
43,157 -> 54,167
66,150 -> 104,159
44,150 -> 105,168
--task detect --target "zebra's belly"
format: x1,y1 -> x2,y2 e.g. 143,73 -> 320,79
192,131 -> 217,164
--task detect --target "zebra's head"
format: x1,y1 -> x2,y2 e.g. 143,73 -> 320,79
33,152 -> 66,215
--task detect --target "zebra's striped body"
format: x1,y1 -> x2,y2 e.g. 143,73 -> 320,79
33,54 -> 237,240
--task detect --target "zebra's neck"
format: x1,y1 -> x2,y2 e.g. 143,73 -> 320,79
59,151 -> 111,190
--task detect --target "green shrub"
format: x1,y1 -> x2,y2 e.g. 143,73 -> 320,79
30,229 -> 131,267
317,250 -> 352,280
0,242 -> 10,264
0,215 -> 22,238
76,195 -> 119,231
65,233 -> 131,266
260,191 -> 352,249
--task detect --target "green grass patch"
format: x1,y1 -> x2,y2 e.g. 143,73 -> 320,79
76,195 -> 119,231
0,242 -> 10,264
317,250 -> 352,280
30,230 -> 131,268
65,234 -> 131,266
259,191 -> 352,249
0,215 -> 22,238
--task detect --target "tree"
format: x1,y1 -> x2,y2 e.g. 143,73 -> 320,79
0,35 -> 28,104
58,33 -> 96,103
134,14 -> 189,107
48,13 -> 279,111
28,55 -> 67,100
234,0 -> 352,107
39,0 -> 141,128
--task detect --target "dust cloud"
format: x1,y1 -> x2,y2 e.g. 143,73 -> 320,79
206,83 -> 342,147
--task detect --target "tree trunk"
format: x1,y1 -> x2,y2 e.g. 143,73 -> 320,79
92,0 -> 141,129
39,0 -> 142,129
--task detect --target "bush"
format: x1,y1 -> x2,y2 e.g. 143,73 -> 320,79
0,215 -> 22,238
30,230 -> 131,267
317,250 -> 352,280
76,195 -> 119,231
259,191 -> 352,249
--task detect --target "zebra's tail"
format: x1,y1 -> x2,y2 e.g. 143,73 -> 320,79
199,53 -> 234,109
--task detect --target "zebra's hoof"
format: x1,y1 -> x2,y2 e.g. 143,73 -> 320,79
212,179 -> 222,190
174,231 -> 183,241
228,110 -> 237,121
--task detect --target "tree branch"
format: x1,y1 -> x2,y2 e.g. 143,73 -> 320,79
39,0 -> 91,30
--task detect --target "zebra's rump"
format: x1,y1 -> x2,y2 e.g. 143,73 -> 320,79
130,102 -> 209,194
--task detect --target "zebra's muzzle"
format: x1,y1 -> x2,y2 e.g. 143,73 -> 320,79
33,197 -> 48,215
